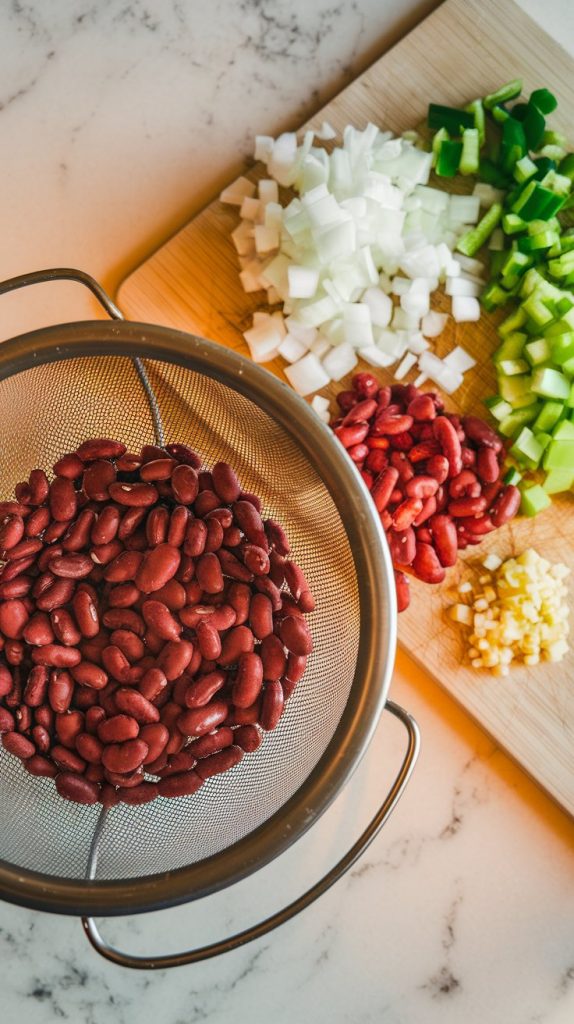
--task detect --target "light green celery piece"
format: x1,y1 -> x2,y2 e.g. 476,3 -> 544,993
519,483 -> 552,515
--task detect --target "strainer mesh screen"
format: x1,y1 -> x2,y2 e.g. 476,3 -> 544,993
0,356 -> 359,881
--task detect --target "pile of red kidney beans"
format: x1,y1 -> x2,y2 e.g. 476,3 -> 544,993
0,439 -> 314,806
332,373 -> 520,611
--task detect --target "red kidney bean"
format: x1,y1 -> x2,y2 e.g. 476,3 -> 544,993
448,495 -> 487,517
284,652 -> 306,683
31,644 -> 81,668
69,661 -> 108,690
117,781 -> 158,804
218,626 -> 254,667
91,505 -> 120,546
392,498 -> 423,532
15,703 -> 32,733
412,542 -> 445,584
109,629 -> 145,663
156,639 -> 194,681
27,469 -> 49,505
210,462 -> 240,503
217,548 -> 253,583
449,470 -> 480,500
148,579 -> 185,612
2,730 -> 34,758
101,645 -> 130,682
334,423 -> 369,449
98,715 -> 139,744
490,485 -> 521,527
34,705 -> 54,730
234,724 -> 262,753
227,583 -> 251,625
48,669 -> 74,713
241,545 -> 270,577
54,711 -> 84,751
232,652 -> 263,709
102,738 -> 148,774
145,506 -> 169,547
476,447 -> 500,484
183,518 -> 206,558
413,494 -> 437,526
196,745 -> 243,780
462,415 -> 503,452
249,593 -> 273,640
52,744 -> 86,773
263,519 -> 290,556
23,666 -> 48,707
388,527 -> 416,567
0,514 -> 25,550
49,608 -> 81,647
371,467 -> 400,513
75,733 -> 103,764
429,515 -> 458,567
195,620 -> 222,661
108,481 -> 158,507
139,723 -> 169,764
177,700 -> 229,737
341,398 -> 378,427
114,688 -> 160,724
0,576 -> 33,599
232,501 -> 267,548
407,394 -> 436,421
458,514 -> 496,535
71,590 -> 99,640
4,537 -> 43,562
31,724 -> 50,752
54,452 -> 84,479
76,438 -> 127,461
55,773 -> 99,804
85,706 -> 106,735
0,666 -> 13,700
204,517 -> 224,553
135,543 -> 181,593
336,389 -> 357,412
4,641 -> 24,666
0,599 -> 29,639
139,459 -> 175,482
102,608 -> 145,636
141,444 -> 167,464
157,771 -> 204,798
140,599 -> 181,641
184,670 -> 226,708
138,667 -> 168,703
48,477 -> 77,522
433,416 -> 462,477
164,443 -> 202,467
102,551 -> 142,584
405,475 -> 438,500
278,616 -> 312,656
24,754 -> 57,778
196,552 -> 224,593
170,465 -> 199,505
352,372 -> 379,399
259,680 -> 284,731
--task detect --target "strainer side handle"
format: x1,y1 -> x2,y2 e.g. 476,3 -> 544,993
0,267 -> 124,320
81,699 -> 420,970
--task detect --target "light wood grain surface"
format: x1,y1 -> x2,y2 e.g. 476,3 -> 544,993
119,0 -> 574,815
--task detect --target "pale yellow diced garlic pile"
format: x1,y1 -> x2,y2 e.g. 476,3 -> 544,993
449,548 -> 570,676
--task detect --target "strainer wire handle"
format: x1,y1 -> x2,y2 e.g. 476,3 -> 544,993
0,267 -> 165,445
81,699 -> 420,970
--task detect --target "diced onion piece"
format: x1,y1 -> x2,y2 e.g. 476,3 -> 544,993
311,394 -> 331,415
455,253 -> 485,277
258,179 -> 279,205
240,197 -> 261,221
358,346 -> 396,367
288,265 -> 320,299
322,342 -> 358,381
482,553 -> 503,572
220,176 -> 256,205
452,296 -> 480,322
472,182 -> 505,208
268,133 -> 298,186
284,353 -> 331,396
362,287 -> 393,328
254,225 -> 280,254
421,311 -> 448,338
394,352 -> 417,379
278,333 -> 309,363
405,331 -> 429,355
243,318 -> 283,362
343,303 -> 373,347
284,319 -> 317,346
232,221 -> 255,256
445,276 -> 482,298
449,603 -> 473,626
315,121 -> 337,141
448,194 -> 480,224
309,336 -> 331,359
443,346 -> 476,374
254,136 -> 274,162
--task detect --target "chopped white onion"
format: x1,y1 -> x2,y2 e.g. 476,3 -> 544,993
421,311 -> 448,338
452,296 -> 481,322
284,353 -> 330,396
311,394 -> 331,414
225,122 -> 489,399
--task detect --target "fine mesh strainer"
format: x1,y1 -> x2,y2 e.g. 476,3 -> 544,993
0,269 -> 419,969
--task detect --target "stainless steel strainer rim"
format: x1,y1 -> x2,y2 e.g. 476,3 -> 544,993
0,317 -> 397,917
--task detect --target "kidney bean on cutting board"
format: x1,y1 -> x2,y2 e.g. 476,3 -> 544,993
0,439 -> 315,804
332,374 -> 518,611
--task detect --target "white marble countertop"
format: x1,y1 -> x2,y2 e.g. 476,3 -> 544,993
1,1 -> 573,1022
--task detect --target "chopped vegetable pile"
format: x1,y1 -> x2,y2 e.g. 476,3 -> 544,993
428,80 -> 574,506
221,125 -> 482,397
449,548 -> 570,674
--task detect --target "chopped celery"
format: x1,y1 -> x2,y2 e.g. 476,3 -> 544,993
484,79 -> 523,110
456,203 -> 502,257
498,374 -> 533,407
460,128 -> 480,175
567,382 -> 574,409
513,155 -> 538,184
498,358 -> 529,376
498,404 -> 541,436
501,118 -> 527,172
542,439 -> 574,469
465,99 -> 486,145
436,139 -> 463,177
552,419 -> 574,441
510,427 -> 544,468
502,213 -> 527,234
522,102 -> 546,151
550,333 -> 574,364
524,338 -> 551,365
493,331 -> 527,362
543,467 -> 574,493
484,396 -> 513,420
519,483 -> 551,516
428,104 -> 474,133
533,399 -> 564,432
431,126 -> 449,167
481,281 -> 511,311
531,366 -> 570,399
503,466 -> 522,485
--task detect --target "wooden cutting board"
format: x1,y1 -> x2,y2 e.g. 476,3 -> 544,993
119,0 -> 574,816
